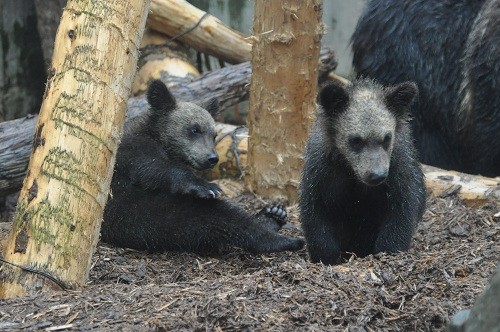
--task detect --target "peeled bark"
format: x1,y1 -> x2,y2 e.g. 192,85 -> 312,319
147,0 -> 251,64
245,0 -> 324,203
0,0 -> 151,298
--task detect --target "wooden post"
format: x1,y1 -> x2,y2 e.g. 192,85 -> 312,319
245,0 -> 324,203
0,0 -> 151,298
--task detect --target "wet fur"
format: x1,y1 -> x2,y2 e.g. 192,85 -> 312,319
351,0 -> 499,176
101,80 -> 304,254
299,79 -> 426,265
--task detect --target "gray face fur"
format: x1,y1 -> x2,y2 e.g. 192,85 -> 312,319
319,79 -> 418,186
336,87 -> 396,186
147,80 -> 219,170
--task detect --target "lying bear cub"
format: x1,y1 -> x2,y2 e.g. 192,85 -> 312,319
300,79 -> 426,265
101,80 -> 304,255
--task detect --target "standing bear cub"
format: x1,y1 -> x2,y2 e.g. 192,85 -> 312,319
101,80 -> 304,254
299,79 -> 426,265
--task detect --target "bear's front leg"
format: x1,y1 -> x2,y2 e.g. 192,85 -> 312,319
375,165 -> 425,254
374,210 -> 418,254
301,201 -> 342,265
168,166 -> 223,199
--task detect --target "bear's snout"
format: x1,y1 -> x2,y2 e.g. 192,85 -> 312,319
207,152 -> 219,167
366,169 -> 388,186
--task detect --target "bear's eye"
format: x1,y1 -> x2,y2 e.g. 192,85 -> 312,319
348,136 -> 364,152
190,125 -> 202,135
382,133 -> 392,149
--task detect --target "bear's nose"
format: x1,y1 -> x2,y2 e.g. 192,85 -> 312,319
367,170 -> 387,185
207,153 -> 219,167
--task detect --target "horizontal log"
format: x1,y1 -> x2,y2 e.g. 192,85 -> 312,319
423,165 -> 500,207
147,0 -> 251,64
131,29 -> 200,96
208,127 -> 500,208
0,49 -> 337,198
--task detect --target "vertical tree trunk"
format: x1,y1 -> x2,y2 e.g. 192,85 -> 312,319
0,0 -> 150,298
245,0 -> 324,202
0,0 -> 46,121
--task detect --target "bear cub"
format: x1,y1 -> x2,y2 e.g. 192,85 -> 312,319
101,80 -> 304,255
299,79 -> 426,265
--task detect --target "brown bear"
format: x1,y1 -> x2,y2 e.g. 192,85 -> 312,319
299,79 -> 426,264
101,80 -> 304,255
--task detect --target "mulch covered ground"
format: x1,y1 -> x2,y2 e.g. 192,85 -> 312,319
0,181 -> 498,331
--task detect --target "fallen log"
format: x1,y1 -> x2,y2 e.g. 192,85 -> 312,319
2,123 -> 498,207
131,28 -> 200,96
423,165 -> 500,207
208,127 -> 500,208
209,126 -> 499,207
147,0 -> 251,64
0,48 -> 337,198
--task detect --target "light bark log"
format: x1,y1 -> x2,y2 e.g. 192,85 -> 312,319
245,0 -> 324,203
131,28 -> 199,96
212,129 -> 500,208
147,0 -> 251,64
0,0 -> 150,298
0,48 -> 337,198
423,165 -> 500,207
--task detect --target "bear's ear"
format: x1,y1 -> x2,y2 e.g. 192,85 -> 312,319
147,79 -> 177,112
384,82 -> 418,117
318,81 -> 349,116
203,98 -> 219,118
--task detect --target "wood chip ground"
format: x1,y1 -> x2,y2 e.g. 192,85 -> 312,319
0,181 -> 498,331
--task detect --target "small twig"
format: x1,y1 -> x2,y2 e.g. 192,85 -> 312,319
170,12 -> 210,42
216,126 -> 247,177
45,324 -> 74,331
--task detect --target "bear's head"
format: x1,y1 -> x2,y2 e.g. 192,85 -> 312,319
318,79 -> 418,186
146,79 -> 219,170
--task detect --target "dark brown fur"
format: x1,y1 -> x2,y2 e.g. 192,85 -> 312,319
101,80 -> 304,254
300,79 -> 425,265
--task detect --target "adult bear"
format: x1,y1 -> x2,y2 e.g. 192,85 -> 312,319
299,79 -> 426,265
101,80 -> 304,255
352,0 -> 499,176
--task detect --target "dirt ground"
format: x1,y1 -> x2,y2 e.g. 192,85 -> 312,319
0,181 -> 498,331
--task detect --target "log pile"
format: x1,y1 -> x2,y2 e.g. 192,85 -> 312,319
131,29 -> 200,96
0,49 -> 337,198
1,0 -> 497,210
